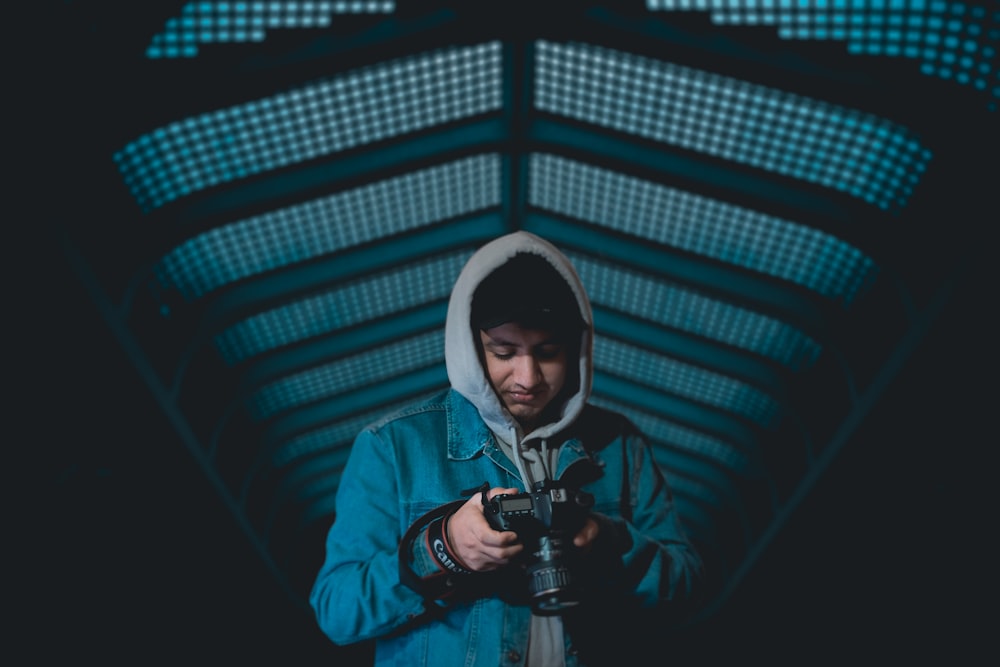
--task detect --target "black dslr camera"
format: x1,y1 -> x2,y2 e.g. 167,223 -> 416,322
482,480 -> 595,615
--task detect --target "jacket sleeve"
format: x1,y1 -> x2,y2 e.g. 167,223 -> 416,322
309,427 -> 428,645
586,424 -> 705,612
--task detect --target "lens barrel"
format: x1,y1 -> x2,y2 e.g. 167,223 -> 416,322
526,535 -> 580,615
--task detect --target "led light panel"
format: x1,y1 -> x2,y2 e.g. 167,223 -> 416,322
570,252 -> 822,370
534,42 -> 933,210
147,1 -> 396,59
646,0 -> 998,101
250,330 -> 443,419
532,154 -> 878,304
591,396 -> 754,471
215,250 -> 468,364
272,392 -> 439,467
115,42 -> 503,211
597,336 -> 780,426
156,154 -> 501,301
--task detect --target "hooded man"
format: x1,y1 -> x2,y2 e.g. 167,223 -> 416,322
310,231 -> 703,666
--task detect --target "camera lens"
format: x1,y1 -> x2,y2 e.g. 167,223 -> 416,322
529,571 -> 580,615
525,535 -> 580,615
528,561 -> 573,594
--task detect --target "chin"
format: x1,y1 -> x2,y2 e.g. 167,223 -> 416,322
509,409 -> 541,430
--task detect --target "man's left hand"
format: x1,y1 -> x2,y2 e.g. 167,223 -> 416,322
572,517 -> 599,552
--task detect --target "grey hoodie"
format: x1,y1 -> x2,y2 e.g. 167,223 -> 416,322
444,230 -> 596,666
444,230 -> 595,489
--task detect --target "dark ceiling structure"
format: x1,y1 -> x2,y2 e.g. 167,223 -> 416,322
35,1 -> 996,664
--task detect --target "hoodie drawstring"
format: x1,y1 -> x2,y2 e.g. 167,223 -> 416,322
540,439 -> 553,481
510,431 -> 555,491
509,427 -> 532,490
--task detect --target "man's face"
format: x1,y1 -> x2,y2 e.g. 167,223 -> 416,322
479,321 -> 570,434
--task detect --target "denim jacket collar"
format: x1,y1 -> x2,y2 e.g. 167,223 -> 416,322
446,389 -> 494,461
445,389 -> 598,485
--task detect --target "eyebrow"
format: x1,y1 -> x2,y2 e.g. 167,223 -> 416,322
482,335 -> 563,348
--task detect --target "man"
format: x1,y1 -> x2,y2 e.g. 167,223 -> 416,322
310,231 -> 703,666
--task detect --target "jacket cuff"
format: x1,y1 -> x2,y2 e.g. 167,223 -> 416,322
424,512 -> 474,575
400,503 -> 475,601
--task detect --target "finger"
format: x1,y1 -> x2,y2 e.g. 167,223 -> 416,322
448,495 -> 523,570
478,525 -> 520,547
477,540 -> 524,565
572,517 -> 599,548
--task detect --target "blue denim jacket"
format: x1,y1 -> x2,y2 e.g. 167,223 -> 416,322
310,389 -> 702,667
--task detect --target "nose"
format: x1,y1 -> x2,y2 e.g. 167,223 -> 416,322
511,353 -> 542,388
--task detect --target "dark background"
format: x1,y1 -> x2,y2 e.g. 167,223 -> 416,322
18,229 -> 991,665
13,3 -> 994,663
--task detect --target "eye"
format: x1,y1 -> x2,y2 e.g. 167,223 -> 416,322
489,348 -> 515,361
535,345 -> 563,360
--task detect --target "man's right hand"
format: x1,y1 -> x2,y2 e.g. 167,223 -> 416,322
445,487 -> 524,571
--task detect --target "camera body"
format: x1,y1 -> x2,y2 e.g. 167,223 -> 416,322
483,480 -> 594,615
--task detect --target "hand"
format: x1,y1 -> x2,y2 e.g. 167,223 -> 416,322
572,517 -> 600,553
446,487 -> 524,572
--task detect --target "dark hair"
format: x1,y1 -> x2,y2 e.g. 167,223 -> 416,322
471,253 -> 584,335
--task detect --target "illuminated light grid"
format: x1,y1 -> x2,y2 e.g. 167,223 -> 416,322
661,475 -> 727,514
115,43 -> 503,211
646,1 -> 998,107
272,392 -> 440,467
296,476 -> 340,512
532,154 -> 878,306
249,330 -> 443,419
597,336 -> 780,426
302,495 -> 339,526
590,395 -> 753,471
570,252 -> 821,371
155,154 -> 500,300
146,1 -> 396,59
286,486 -> 335,518
215,250 -> 469,364
534,41 -> 933,211
278,450 -> 354,493
650,451 -> 735,500
662,501 -> 713,546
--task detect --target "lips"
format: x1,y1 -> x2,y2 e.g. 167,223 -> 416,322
506,390 -> 541,404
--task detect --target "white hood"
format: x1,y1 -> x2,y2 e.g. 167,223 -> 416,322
445,231 -> 594,452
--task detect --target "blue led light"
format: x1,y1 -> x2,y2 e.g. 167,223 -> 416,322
115,44 -> 503,211
155,154 -> 500,300
599,337 -> 780,426
645,0 -> 997,107
570,253 -> 821,370
146,1 -> 395,58
535,42 -> 933,211
274,394 -> 437,466
215,250 -> 469,364
251,331 -> 442,418
592,396 -> 753,470
530,154 -> 879,304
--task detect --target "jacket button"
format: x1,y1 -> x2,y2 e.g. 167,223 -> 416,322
506,650 -> 521,662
